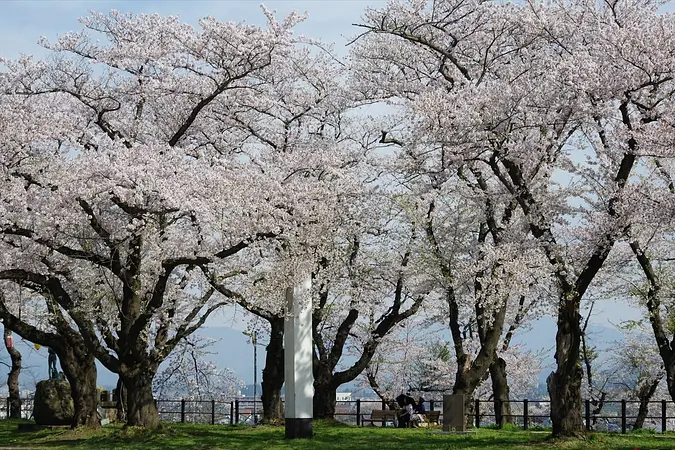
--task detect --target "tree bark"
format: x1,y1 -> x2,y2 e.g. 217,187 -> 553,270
313,365 -> 337,419
310,246 -> 423,420
122,372 -> 160,429
633,377 -> 661,431
3,328 -> 21,419
547,298 -> 584,438
630,241 -> 675,418
260,317 -> 284,424
489,356 -> 512,426
366,370 -> 398,410
58,345 -> 100,428
0,304 -> 101,428
115,377 -> 127,423
448,284 -> 508,428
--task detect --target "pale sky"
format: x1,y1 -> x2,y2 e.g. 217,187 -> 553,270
0,0 -> 387,60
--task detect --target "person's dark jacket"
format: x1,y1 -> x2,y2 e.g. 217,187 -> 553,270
414,402 -> 426,414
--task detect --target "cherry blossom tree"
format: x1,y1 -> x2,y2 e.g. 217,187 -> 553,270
350,0 -> 675,436
616,104 -> 675,424
199,43 -> 375,423
195,36 -> 426,421
606,322 -> 664,431
153,336 -> 243,424
0,286 -> 100,428
0,7 -> 345,429
154,335 -> 243,400
365,317 -> 543,421
365,320 -> 454,406
309,220 -> 431,418
1,5 -> 387,429
349,127 -> 549,421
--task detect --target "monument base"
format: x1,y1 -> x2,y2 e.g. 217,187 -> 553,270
285,418 -> 312,439
432,430 -> 477,435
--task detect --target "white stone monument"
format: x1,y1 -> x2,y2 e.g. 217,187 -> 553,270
284,275 -> 313,438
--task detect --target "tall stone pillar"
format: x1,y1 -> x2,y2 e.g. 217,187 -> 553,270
284,275 -> 313,439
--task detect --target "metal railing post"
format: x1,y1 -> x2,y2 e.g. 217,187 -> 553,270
230,401 -> 234,425
523,399 -> 528,430
356,399 -> 361,426
211,400 -> 216,425
621,399 -> 626,434
497,399 -> 503,429
663,400 -> 668,434
585,399 -> 591,431
475,399 -> 480,428
235,399 -> 240,424
181,399 -> 186,423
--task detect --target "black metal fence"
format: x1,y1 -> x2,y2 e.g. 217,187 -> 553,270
2,396 -> 674,433
156,398 -> 261,425
0,397 -> 34,420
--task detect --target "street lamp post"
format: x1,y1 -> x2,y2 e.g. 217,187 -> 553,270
243,330 -> 258,424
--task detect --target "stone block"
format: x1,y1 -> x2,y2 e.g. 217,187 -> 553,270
33,379 -> 74,426
443,394 -> 466,432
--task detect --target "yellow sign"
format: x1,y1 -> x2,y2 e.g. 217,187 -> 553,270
34,343 -> 41,350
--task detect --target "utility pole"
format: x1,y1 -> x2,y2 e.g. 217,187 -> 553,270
243,330 -> 258,424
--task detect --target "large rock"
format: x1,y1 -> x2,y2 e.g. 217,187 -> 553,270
33,379 -> 74,425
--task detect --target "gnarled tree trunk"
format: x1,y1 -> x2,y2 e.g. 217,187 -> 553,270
3,328 -> 21,419
58,345 -> 100,428
122,371 -> 159,429
489,357 -> 512,426
313,363 -> 337,419
261,317 -> 284,424
115,377 -> 127,423
547,299 -> 584,438
311,246 -> 424,420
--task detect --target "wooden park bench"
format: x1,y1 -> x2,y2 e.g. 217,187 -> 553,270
425,410 -> 441,425
361,409 -> 398,427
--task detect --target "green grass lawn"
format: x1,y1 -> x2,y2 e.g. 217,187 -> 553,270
0,419 -> 673,450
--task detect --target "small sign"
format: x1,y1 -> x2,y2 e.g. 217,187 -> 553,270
4,334 -> 13,349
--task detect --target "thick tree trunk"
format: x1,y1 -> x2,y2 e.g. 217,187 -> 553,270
313,385 -> 337,419
313,366 -> 337,419
122,372 -> 159,429
115,377 -> 127,423
489,357 -> 512,426
453,363 -> 488,428
3,328 -> 21,419
547,299 -> 584,438
261,318 -> 284,424
58,346 -> 100,429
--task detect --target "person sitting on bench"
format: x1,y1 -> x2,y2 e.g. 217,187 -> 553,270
411,397 -> 426,427
395,394 -> 415,428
